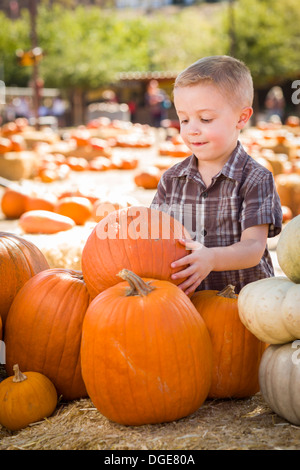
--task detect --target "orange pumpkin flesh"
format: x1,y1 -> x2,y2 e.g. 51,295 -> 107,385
81,269 -> 212,426
4,268 -> 90,400
191,285 -> 267,399
0,232 -> 49,326
0,364 -> 57,431
81,206 -> 191,298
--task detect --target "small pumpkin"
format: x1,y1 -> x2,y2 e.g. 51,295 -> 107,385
0,364 -> 57,431
24,192 -> 57,212
238,276 -> 300,344
0,232 -> 49,326
191,285 -> 266,398
5,268 -> 90,400
0,187 -> 29,219
81,206 -> 191,298
55,196 -> 93,225
81,269 -> 212,426
134,167 -> 162,189
259,342 -> 300,425
18,209 -> 75,234
276,215 -> 300,283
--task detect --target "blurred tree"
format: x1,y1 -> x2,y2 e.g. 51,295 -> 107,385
223,0 -> 300,87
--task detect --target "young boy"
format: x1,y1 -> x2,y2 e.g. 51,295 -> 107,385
150,55 -> 282,296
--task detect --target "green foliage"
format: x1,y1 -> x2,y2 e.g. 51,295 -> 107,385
0,10 -> 32,85
224,0 -> 300,87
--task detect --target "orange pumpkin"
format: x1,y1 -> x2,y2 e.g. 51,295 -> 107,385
0,364 -> 57,431
81,269 -> 212,425
4,268 -> 90,400
0,232 -> 49,326
0,187 -> 29,219
134,167 -> 162,189
191,285 -> 267,398
18,210 -> 75,234
25,192 -> 57,212
81,206 -> 191,298
55,196 -> 93,225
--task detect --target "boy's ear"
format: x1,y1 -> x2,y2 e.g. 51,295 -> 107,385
237,107 -> 253,129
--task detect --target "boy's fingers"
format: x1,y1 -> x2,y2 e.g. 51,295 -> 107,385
178,238 -> 202,251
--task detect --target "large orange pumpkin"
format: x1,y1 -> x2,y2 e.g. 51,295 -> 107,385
81,206 -> 191,298
81,269 -> 212,426
4,268 -> 90,400
0,232 -> 49,326
191,285 -> 267,398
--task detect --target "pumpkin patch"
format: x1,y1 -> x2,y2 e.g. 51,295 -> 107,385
1,115 -> 300,444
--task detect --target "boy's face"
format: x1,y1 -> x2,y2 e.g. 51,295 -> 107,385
174,83 -> 252,170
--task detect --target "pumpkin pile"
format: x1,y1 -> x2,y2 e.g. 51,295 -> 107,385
0,117 -> 158,190
0,208 -> 214,430
238,215 -> 300,425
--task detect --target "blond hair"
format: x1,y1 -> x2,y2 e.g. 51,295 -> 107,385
174,55 -> 254,108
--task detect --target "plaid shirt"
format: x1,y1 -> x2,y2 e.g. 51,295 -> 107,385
150,140 -> 282,293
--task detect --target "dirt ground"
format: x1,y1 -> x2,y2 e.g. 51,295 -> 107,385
0,132 -> 296,450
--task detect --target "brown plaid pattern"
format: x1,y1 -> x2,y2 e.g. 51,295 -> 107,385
150,141 -> 282,293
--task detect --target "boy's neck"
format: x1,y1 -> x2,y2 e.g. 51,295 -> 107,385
196,140 -> 238,187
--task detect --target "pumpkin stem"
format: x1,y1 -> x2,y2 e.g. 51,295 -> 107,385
12,364 -> 27,383
118,269 -> 155,297
217,284 -> 238,299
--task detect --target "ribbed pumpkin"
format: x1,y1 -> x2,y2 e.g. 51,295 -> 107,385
0,364 -> 57,431
276,215 -> 300,283
259,342 -> 300,425
4,268 -> 90,400
81,206 -> 191,298
238,276 -> 300,344
0,232 -> 49,326
81,269 -> 212,426
191,285 -> 267,398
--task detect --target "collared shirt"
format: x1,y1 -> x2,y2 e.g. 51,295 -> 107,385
150,140 -> 282,293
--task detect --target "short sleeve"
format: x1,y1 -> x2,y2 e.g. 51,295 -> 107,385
240,171 -> 282,238
150,173 -> 167,209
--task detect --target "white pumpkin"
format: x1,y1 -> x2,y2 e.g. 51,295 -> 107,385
276,215 -> 300,283
259,342 -> 300,425
238,276 -> 300,344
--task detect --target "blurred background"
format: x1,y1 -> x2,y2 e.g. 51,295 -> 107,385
0,0 -> 299,128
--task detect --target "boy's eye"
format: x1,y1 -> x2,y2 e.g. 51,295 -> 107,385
201,118 -> 212,123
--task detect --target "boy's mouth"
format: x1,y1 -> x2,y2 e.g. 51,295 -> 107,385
190,141 -> 208,147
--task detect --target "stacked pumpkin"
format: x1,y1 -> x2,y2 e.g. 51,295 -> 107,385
238,215 -> 300,425
80,206 -> 213,425
0,208 -> 214,429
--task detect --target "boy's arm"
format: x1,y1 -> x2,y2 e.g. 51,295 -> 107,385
171,224 -> 269,295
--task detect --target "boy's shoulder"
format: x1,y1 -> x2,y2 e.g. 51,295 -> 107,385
160,154 -> 195,179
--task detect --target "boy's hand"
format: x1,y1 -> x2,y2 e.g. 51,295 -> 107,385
171,239 -> 215,296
